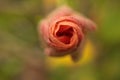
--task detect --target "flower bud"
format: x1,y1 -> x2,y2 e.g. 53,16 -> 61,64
38,6 -> 96,62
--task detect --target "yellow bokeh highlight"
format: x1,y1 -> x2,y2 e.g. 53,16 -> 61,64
46,40 -> 95,68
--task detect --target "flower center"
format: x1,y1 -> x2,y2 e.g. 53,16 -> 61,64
56,25 -> 73,44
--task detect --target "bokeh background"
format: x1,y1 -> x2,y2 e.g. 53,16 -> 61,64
0,0 -> 120,80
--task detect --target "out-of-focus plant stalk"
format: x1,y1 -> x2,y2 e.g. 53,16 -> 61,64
56,0 -> 69,6
56,0 -> 77,8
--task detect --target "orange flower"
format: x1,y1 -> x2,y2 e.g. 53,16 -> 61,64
38,6 -> 96,62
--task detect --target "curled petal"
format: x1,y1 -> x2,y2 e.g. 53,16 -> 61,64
72,14 -> 96,31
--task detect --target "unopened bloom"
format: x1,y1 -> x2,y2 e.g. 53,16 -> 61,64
38,6 -> 96,62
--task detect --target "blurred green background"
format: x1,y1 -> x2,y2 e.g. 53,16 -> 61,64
0,0 -> 120,80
